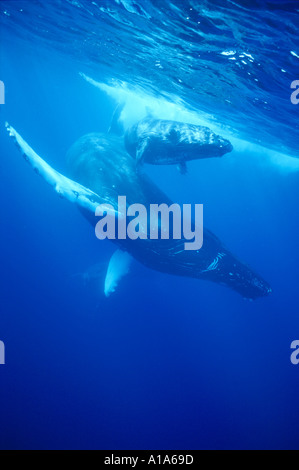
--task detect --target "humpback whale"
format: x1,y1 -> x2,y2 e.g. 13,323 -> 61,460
124,117 -> 233,171
6,124 -> 271,300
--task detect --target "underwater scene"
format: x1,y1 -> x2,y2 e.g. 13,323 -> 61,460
0,0 -> 299,451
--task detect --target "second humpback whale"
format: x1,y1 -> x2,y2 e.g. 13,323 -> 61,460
6,124 -> 271,300
124,117 -> 233,172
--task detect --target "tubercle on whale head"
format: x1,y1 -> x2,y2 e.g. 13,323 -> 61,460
213,135 -> 234,156
197,138 -> 233,159
214,142 -> 233,158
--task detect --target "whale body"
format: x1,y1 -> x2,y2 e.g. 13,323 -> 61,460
6,125 -> 271,300
67,133 -> 270,299
124,118 -> 233,169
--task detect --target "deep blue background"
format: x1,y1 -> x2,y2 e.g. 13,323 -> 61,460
0,1 -> 299,450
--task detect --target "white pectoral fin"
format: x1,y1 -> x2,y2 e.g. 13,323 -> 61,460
104,249 -> 133,297
5,123 -> 115,215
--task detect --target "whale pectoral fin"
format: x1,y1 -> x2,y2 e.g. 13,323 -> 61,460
5,123 -> 119,218
104,249 -> 133,297
177,162 -> 188,175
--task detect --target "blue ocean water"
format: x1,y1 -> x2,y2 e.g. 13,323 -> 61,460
0,0 -> 299,450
